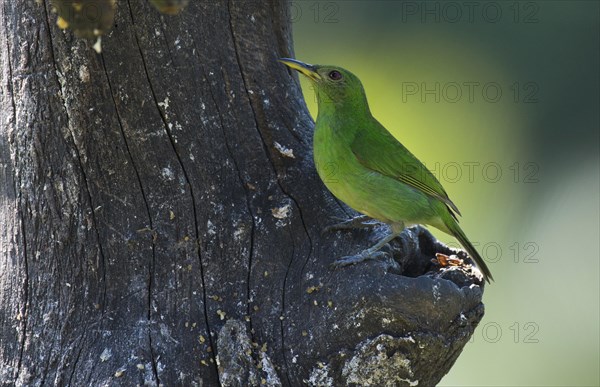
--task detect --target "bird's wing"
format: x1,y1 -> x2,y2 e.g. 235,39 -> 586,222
350,120 -> 461,216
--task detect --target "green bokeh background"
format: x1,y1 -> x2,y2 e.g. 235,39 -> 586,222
292,1 -> 599,385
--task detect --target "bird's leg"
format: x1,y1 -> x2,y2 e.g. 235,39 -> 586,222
322,214 -> 379,234
330,223 -> 404,268
330,222 -> 406,268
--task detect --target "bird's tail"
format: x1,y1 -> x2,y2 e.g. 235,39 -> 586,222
445,217 -> 494,283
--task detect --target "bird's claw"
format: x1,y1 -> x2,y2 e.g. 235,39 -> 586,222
329,250 -> 389,269
329,215 -> 352,223
321,215 -> 379,235
321,224 -> 337,236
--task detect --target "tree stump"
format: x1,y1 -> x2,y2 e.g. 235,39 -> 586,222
0,1 -> 485,385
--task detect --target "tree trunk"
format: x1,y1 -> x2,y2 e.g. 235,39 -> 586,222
0,1 -> 485,385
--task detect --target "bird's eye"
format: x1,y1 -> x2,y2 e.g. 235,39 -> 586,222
328,70 -> 343,81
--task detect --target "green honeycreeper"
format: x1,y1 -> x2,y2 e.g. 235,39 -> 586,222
279,58 -> 493,283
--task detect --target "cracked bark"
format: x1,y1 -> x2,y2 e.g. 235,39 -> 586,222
0,1 -> 485,385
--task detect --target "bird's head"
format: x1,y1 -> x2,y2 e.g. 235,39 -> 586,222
279,58 -> 369,113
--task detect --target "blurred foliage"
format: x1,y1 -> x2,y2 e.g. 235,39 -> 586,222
50,0 -> 188,44
52,0 -> 115,38
292,1 -> 599,386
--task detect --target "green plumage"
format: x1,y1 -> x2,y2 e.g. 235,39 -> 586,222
280,58 -> 493,283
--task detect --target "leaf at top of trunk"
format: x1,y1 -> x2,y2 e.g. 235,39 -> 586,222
52,0 -> 116,39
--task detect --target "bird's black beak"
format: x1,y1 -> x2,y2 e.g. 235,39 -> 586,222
278,58 -> 322,82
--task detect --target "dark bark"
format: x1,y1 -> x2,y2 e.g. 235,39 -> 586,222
0,1 -> 485,385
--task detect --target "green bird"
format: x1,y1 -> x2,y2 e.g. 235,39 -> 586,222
279,58 -> 493,283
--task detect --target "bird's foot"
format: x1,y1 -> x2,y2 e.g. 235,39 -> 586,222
330,250 -> 389,269
322,215 -> 379,235
329,229 -> 403,270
